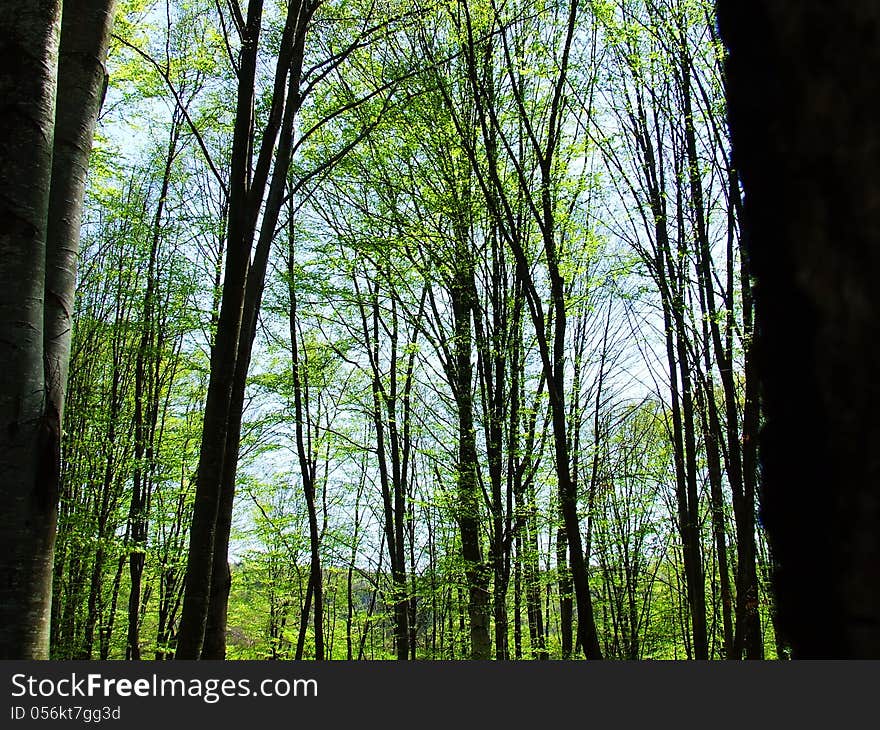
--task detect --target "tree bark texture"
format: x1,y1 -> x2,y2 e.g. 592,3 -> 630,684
0,0 -> 114,659
0,0 -> 62,660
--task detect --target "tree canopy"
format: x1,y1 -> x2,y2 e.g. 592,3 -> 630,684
1,0 -> 876,661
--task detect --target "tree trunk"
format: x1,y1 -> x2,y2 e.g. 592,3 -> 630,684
718,0 -> 880,658
556,526 -> 573,659
175,0 -> 264,660
0,0 -> 62,659
289,235 -> 324,661
0,0 -> 114,659
45,0 -> 116,432
451,274 -> 491,659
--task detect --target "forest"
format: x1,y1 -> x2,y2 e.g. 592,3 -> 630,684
1,0 -> 877,661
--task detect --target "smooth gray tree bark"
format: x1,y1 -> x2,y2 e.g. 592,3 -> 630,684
0,0 -> 115,659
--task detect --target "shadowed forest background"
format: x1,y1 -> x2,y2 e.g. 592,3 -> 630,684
2,0 -> 877,661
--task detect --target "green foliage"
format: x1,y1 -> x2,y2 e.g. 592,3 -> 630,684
51,0 -> 770,662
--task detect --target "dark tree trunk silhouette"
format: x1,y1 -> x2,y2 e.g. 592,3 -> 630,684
718,0 -> 880,658
451,258 -> 492,660
174,0 -> 264,659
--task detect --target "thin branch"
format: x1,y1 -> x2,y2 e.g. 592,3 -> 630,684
114,34 -> 229,199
